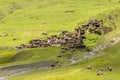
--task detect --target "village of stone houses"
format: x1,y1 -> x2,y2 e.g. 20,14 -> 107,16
0,0 -> 120,80
16,20 -> 112,49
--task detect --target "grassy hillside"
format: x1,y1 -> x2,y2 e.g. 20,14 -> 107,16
0,0 -> 120,70
0,47 -> 87,68
0,47 -> 60,64
0,0 -> 120,65
8,42 -> 120,80
0,0 -> 120,47
0,0 -> 120,80
0,47 -> 61,68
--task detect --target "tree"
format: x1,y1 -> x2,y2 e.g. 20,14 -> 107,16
84,32 -> 101,50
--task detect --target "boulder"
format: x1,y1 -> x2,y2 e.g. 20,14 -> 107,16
84,66 -> 92,70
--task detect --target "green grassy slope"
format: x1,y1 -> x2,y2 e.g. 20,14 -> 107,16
0,0 -> 120,47
0,0 -> 120,70
0,0 -> 120,80
0,47 -> 60,63
0,47 -> 87,68
0,47 -> 61,68
8,42 -> 120,80
0,0 -> 120,64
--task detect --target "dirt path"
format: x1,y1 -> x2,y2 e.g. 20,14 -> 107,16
0,77 -> 6,80
68,37 -> 120,65
0,61 -> 53,80
93,37 -> 120,52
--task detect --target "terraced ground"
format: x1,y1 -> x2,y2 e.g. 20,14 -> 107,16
0,0 -> 120,80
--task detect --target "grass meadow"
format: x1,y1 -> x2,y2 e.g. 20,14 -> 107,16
0,0 -> 120,80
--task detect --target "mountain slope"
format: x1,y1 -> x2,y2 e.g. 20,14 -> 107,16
0,0 -> 120,47
8,40 -> 120,80
0,0 -> 120,80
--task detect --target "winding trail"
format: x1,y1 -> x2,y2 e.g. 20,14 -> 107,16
0,61 -> 53,80
68,37 -> 120,65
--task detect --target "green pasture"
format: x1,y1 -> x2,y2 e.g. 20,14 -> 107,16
0,0 -> 120,47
